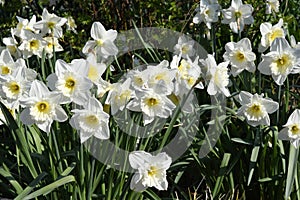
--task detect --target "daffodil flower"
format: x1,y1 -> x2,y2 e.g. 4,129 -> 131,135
174,36 -> 195,59
221,0 -> 254,34
43,36 -> 63,58
82,21 -> 118,59
266,0 -> 280,14
258,38 -> 300,85
13,15 -> 38,39
278,109 -> 300,148
223,38 -> 256,76
34,8 -> 67,38
259,19 -> 285,52
201,54 -> 230,97
70,96 -> 110,143
127,86 -> 176,125
0,66 -> 33,107
19,80 -> 68,133
193,0 -> 220,29
46,59 -> 93,105
18,32 -> 46,58
106,78 -> 135,115
129,151 -> 172,192
236,91 -> 279,127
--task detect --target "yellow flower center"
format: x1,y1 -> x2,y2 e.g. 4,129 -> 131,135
236,51 -> 245,61
247,103 -> 263,118
146,97 -> 159,107
291,125 -> 300,135
1,66 -> 11,75
97,39 -> 104,46
47,21 -> 56,30
29,39 -> 39,50
8,82 -> 20,94
36,101 -> 50,113
147,166 -> 158,177
235,11 -> 242,18
85,115 -> 99,126
268,28 -> 284,44
65,77 -> 76,89
181,45 -> 189,55
272,54 -> 292,75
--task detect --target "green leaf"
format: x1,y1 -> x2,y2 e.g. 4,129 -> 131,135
23,175 -> 76,199
213,153 -> 231,198
284,144 -> 299,199
15,172 -> 48,200
0,166 -> 23,194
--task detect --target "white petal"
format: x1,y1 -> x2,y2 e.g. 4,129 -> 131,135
261,98 -> 279,113
129,151 -> 152,169
91,22 -> 105,40
130,173 -> 147,192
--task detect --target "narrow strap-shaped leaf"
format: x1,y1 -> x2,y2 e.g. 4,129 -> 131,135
23,175 -> 76,200
247,127 -> 261,186
15,172 -> 48,200
284,144 -> 299,199
0,167 -> 23,194
213,153 -> 231,198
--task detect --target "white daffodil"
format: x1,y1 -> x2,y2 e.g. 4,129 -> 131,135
82,21 -> 118,59
146,60 -> 176,95
83,53 -> 107,83
46,59 -> 93,105
13,15 -> 38,39
259,19 -> 285,52
278,109 -> 300,148
125,68 -> 150,90
266,0 -> 280,14
18,32 -> 46,58
19,80 -> 68,133
174,36 -> 195,58
0,66 -> 32,107
3,31 -> 22,58
66,16 -> 77,34
70,96 -> 110,143
171,56 -> 203,91
34,8 -> 67,38
43,36 -> 63,58
193,0 -> 220,29
201,54 -> 230,97
258,38 -> 300,85
0,49 -> 16,77
127,87 -> 176,125
221,0 -> 254,34
105,78 -> 135,115
236,91 -> 279,127
223,38 -> 256,76
129,151 -> 172,192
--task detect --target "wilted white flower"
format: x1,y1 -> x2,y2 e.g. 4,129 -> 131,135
129,151 -> 172,192
258,38 -> 300,85
278,109 -> 300,148
223,38 -> 256,76
236,91 -> 279,127
259,19 -> 285,52
221,0 -> 254,34
82,21 -> 118,59
46,59 -> 93,105
34,8 -> 67,38
20,80 -> 68,133
193,0 -> 220,29
201,54 -> 230,97
266,0 -> 280,14
70,96 -> 110,143
174,36 -> 195,58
